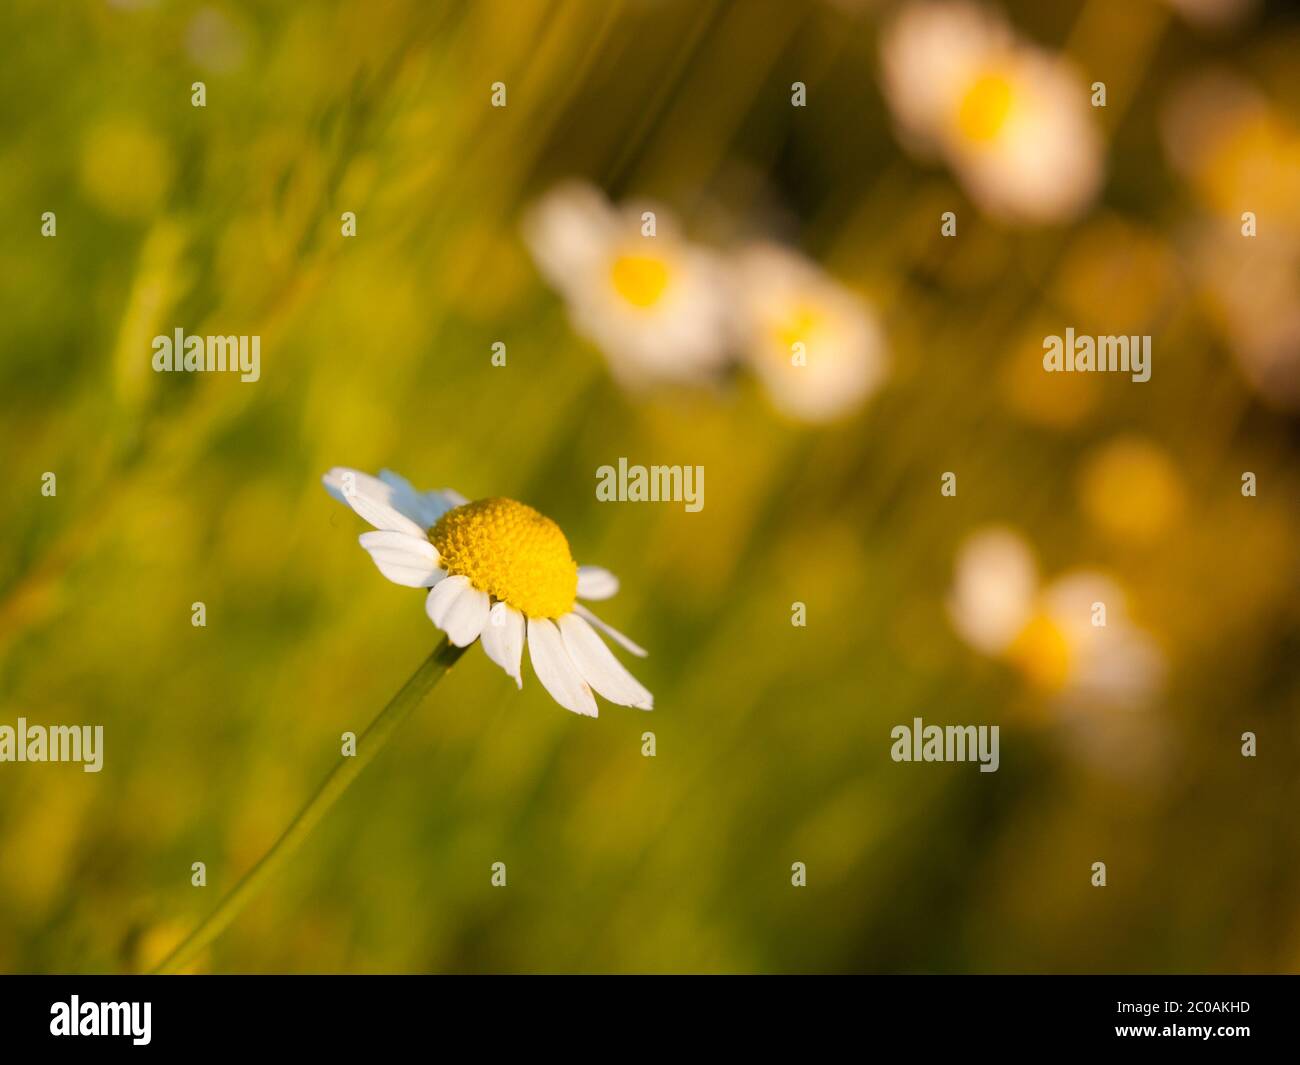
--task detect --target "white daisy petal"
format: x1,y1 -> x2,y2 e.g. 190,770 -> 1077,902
323,466 -> 427,537
439,488 -> 470,509
322,465 -> 383,507
558,613 -> 652,709
357,531 -> 443,588
480,601 -> 525,689
573,603 -> 647,658
527,617 -> 597,717
576,565 -> 620,601
346,493 -> 427,538
947,526 -> 1037,655
425,576 -> 490,647
378,469 -> 449,528
425,575 -> 466,628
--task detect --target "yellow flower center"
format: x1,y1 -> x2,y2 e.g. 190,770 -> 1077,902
773,302 -> 827,355
610,253 -> 671,308
956,70 -> 1016,143
429,498 -> 578,619
1006,612 -> 1073,692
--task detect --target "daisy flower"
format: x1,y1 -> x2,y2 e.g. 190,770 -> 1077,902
1187,225 -> 1300,411
1159,70 -> 1300,232
731,242 -> 888,423
522,180 -> 731,388
323,466 -> 653,718
1160,72 -> 1300,409
158,468 -> 654,971
948,527 -> 1164,708
879,0 -> 1103,223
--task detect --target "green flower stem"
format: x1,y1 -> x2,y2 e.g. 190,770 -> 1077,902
152,637 -> 467,975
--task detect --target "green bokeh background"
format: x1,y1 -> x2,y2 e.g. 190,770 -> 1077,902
1,0 -> 1298,973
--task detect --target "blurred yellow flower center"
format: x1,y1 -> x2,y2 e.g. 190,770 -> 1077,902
430,498 -> 577,619
610,253 -> 671,308
1006,613 -> 1072,691
956,71 -> 1016,143
773,302 -> 827,354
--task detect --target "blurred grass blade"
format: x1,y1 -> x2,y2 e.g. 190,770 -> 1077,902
152,637 -> 467,974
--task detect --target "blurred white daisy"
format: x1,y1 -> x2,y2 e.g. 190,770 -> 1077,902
1160,72 -> 1300,408
523,180 -> 731,387
948,527 -> 1164,707
879,0 -> 1103,223
323,467 -> 652,718
1187,224 -> 1300,410
1159,69 -> 1300,232
731,243 -> 888,422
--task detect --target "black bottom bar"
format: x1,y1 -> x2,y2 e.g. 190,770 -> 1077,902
0,974 -> 1291,1053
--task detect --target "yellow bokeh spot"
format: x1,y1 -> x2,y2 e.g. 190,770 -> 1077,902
1054,218 -> 1175,335
1079,437 -> 1184,542
1002,326 -> 1099,428
1204,114 -> 1300,229
610,253 -> 671,308
430,498 -> 578,619
1006,613 -> 1073,692
956,71 -> 1016,143
134,921 -> 206,975
79,118 -> 174,219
